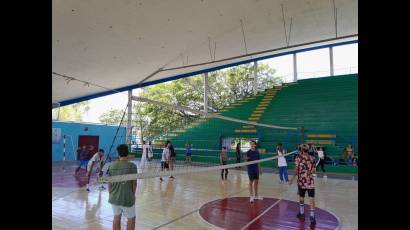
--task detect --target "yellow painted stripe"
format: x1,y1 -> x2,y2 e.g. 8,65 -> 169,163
306,134 -> 336,138
253,110 -> 264,114
248,117 -> 260,121
256,106 -> 267,109
306,140 -> 335,145
251,114 -> 262,117
234,129 -> 257,133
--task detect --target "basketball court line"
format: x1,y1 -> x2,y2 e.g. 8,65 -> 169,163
152,187 -> 248,229
239,198 -> 282,230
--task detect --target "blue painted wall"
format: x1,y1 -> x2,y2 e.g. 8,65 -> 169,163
52,121 -> 127,161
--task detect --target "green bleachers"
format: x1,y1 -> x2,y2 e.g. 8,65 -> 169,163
152,74 -> 358,174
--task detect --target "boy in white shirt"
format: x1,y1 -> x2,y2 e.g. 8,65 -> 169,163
277,143 -> 289,184
86,149 -> 106,192
159,143 -> 170,181
140,140 -> 150,172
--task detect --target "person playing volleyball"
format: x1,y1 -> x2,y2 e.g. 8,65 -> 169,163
108,144 -> 138,230
75,145 -> 89,175
160,142 -> 170,181
246,140 -> 262,203
289,144 -> 317,225
86,149 -> 106,192
220,146 -> 228,183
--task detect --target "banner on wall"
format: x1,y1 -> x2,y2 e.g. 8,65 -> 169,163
52,128 -> 62,144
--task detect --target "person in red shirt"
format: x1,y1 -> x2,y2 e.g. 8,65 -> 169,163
290,144 -> 317,225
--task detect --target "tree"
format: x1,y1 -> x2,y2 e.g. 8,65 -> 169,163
58,101 -> 90,121
98,108 -> 124,125
96,63 -> 281,141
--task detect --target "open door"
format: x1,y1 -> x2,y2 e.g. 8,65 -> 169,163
78,135 -> 99,159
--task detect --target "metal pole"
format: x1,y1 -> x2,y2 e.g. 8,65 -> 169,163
204,73 -> 209,113
63,135 -> 66,171
253,61 -> 258,95
329,46 -> 334,76
293,53 -> 297,82
126,90 -> 133,146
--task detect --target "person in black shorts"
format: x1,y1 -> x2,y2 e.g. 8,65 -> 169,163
168,141 -> 176,179
246,140 -> 262,203
290,144 -> 317,225
220,147 -> 228,183
235,143 -> 241,169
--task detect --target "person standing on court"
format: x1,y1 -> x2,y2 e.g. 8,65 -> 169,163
168,141 -> 176,179
246,140 -> 263,203
185,144 -> 192,164
316,147 -> 326,178
235,143 -> 241,168
140,140 -> 149,172
75,145 -> 89,175
220,146 -> 229,183
159,142 -> 170,182
277,143 -> 289,184
289,144 -> 317,225
108,144 -> 138,230
85,149 -> 106,192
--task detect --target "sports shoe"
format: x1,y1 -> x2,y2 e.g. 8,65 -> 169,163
279,180 -> 283,184
99,185 -> 106,190
310,216 -> 316,225
159,177 -> 163,181
255,196 -> 263,200
86,188 -> 90,192
323,175 -> 328,179
296,212 -> 305,220
250,196 -> 254,203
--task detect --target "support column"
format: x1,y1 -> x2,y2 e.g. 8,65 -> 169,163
204,73 -> 209,113
293,53 -> 297,82
329,46 -> 334,76
253,61 -> 258,95
126,90 -> 133,146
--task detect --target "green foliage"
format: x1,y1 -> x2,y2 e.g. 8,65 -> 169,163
98,63 -> 281,140
58,101 -> 90,121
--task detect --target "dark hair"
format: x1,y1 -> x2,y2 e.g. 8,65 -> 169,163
250,140 -> 256,144
278,143 -> 282,146
116,144 -> 129,157
222,146 -> 226,149
142,140 -> 146,144
99,149 -> 104,153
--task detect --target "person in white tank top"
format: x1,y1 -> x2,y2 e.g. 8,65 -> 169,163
140,140 -> 150,172
277,143 -> 289,184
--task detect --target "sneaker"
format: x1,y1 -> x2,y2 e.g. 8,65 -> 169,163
255,196 -> 263,200
296,212 -> 305,220
99,185 -> 106,190
323,175 -> 328,179
313,173 -> 317,177
160,177 -> 163,181
310,216 -> 316,225
250,196 -> 254,203
86,188 -> 90,192
279,180 -> 283,184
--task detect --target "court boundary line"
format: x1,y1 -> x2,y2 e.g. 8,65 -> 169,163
152,187 -> 248,230
239,198 -> 282,230
197,196 -> 343,230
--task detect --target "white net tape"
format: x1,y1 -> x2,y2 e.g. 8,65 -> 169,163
99,150 -> 298,183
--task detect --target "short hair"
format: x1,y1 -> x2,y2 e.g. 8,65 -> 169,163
278,143 -> 282,146
116,144 -> 129,157
99,149 -> 104,153
250,140 -> 257,145
222,146 -> 226,149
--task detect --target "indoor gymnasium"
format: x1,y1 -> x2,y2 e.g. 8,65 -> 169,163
52,0 -> 358,229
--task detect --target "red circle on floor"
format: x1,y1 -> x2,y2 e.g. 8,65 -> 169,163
199,197 -> 340,230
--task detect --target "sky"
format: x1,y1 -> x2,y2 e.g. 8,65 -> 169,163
79,43 -> 357,123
